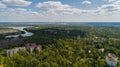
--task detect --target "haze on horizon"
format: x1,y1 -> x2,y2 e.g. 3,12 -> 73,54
0,0 -> 120,22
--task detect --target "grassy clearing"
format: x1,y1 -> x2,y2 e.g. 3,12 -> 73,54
0,28 -> 20,34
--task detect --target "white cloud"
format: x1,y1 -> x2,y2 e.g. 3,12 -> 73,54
0,2 -> 6,8
36,1 -> 70,9
7,8 -> 27,13
0,8 -> 43,22
36,1 -> 82,16
0,1 -> 120,22
102,0 -> 117,3
108,0 -> 117,2
82,1 -> 92,5
34,1 -> 120,21
2,0 -> 32,6
0,8 -> 41,17
97,0 -> 120,14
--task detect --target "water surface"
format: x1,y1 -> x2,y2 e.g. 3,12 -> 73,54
0,26 -> 34,38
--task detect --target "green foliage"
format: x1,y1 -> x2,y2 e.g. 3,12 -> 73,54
0,24 -> 120,67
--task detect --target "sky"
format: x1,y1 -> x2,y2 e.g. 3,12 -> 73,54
0,0 -> 120,22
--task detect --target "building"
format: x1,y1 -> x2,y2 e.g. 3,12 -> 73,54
93,36 -> 99,43
6,43 -> 42,57
88,50 -> 91,53
25,43 -> 42,53
36,45 -> 42,52
77,35 -> 81,39
6,47 -> 26,57
25,43 -> 36,53
106,53 -> 118,67
98,48 -> 104,52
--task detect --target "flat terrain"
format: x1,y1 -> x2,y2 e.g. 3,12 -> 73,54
0,28 -> 21,35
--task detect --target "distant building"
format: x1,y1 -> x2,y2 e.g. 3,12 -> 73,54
87,50 -> 91,53
77,35 -> 81,39
36,45 -> 42,52
106,53 -> 118,67
35,27 -> 39,28
6,43 -> 42,57
6,47 -> 26,57
25,43 -> 42,53
93,36 -> 99,43
98,48 -> 104,52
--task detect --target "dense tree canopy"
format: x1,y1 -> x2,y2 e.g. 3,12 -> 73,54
0,23 -> 120,67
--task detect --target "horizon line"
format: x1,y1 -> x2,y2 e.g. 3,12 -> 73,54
0,21 -> 120,23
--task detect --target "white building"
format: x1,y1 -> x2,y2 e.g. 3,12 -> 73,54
6,43 -> 42,56
6,47 -> 26,57
99,48 -> 104,52
106,53 -> 118,67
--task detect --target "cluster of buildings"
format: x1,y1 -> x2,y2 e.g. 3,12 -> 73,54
92,36 -> 118,66
6,42 -> 118,67
6,43 -> 42,57
93,36 -> 105,43
87,48 -> 118,67
87,48 -> 104,53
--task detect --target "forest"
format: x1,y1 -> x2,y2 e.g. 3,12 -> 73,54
0,23 -> 120,67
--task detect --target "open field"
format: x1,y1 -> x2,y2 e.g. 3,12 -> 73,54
0,28 -> 21,35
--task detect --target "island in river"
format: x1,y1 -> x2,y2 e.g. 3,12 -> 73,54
0,28 -> 23,35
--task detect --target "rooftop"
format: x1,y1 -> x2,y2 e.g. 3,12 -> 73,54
106,53 -> 118,62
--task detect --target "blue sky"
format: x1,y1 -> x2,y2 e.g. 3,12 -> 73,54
0,0 -> 120,22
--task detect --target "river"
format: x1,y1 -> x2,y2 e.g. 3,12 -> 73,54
4,26 -> 34,38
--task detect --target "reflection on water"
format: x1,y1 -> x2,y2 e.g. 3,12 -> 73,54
4,26 -> 34,38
